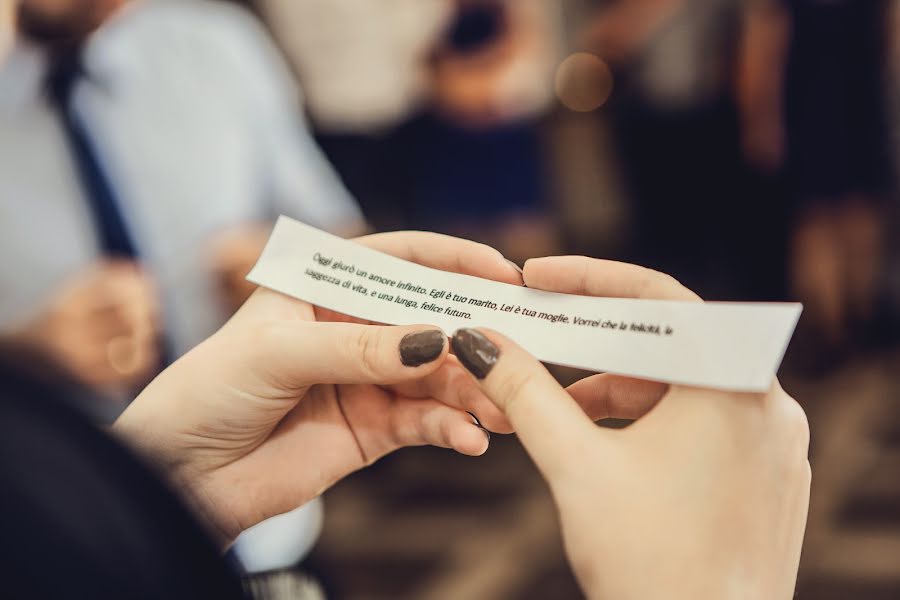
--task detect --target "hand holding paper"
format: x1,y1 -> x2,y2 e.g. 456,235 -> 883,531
452,256 -> 811,600
115,230 -> 522,545
242,218 -> 809,598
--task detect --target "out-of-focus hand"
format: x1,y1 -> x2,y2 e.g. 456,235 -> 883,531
209,222 -> 371,314
115,232 -> 523,546
18,260 -> 161,388
450,256 -> 810,600
208,224 -> 275,314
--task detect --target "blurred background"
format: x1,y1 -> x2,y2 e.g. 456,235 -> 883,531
2,0 -> 900,597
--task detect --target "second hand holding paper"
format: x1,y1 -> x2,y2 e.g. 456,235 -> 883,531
248,217 -> 802,393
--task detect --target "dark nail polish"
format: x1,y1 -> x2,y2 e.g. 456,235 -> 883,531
451,329 -> 500,379
399,329 -> 446,367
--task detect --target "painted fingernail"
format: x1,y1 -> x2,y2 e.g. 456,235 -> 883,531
399,329 -> 446,367
451,329 -> 500,379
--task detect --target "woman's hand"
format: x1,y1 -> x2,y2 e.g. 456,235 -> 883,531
450,256 -> 810,600
114,231 -> 522,545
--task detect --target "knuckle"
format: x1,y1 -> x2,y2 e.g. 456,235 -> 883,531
493,369 -> 539,415
353,328 -> 383,380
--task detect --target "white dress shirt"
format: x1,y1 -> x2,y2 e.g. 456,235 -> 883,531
0,0 -> 364,355
256,0 -> 453,133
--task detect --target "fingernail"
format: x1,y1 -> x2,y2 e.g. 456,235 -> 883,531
451,329 -> 500,379
479,426 -> 491,445
467,413 -> 491,446
505,258 -> 524,275
399,329 -> 446,367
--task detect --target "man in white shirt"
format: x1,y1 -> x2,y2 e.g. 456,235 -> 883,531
0,0 -> 365,395
1,0 -> 361,576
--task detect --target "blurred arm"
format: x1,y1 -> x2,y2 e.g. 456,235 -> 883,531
230,11 -> 367,235
735,0 -> 791,171
204,8 -> 369,310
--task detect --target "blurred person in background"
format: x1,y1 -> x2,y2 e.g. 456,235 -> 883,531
0,0 -> 364,577
0,0 -> 366,414
422,0 -> 562,261
253,0 -> 563,263
579,0 -> 790,301
739,0 -> 893,360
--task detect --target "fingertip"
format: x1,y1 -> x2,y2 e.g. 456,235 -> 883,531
452,423 -> 491,456
522,255 -> 578,290
450,328 -> 502,380
522,257 -> 538,287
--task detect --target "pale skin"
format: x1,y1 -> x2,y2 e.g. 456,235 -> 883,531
114,232 -> 525,545
115,232 -> 809,599
14,261 -> 161,388
461,256 -> 811,599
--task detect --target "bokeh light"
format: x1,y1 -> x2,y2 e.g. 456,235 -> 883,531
554,52 -> 614,113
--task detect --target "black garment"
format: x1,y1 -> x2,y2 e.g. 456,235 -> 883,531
610,94 -> 788,300
447,2 -> 505,53
784,0 -> 892,203
0,348 -> 244,599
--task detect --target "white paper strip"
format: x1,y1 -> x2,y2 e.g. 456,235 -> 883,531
248,217 -> 802,392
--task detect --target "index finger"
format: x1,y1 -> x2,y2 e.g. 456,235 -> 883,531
450,327 -> 600,483
523,256 -> 700,301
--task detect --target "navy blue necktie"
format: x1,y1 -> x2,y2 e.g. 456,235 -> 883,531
47,53 -> 173,367
47,52 -> 138,258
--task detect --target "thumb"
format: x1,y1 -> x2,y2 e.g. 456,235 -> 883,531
450,328 -> 599,483
260,321 -> 449,389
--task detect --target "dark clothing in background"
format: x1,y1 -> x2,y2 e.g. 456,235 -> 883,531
0,350 -> 244,599
315,2 -> 547,234
318,113 -> 547,234
604,0 -> 791,300
448,2 -> 505,53
784,0 -> 892,203
611,95 -> 787,300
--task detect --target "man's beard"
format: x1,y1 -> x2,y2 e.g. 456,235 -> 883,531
17,2 -> 103,46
